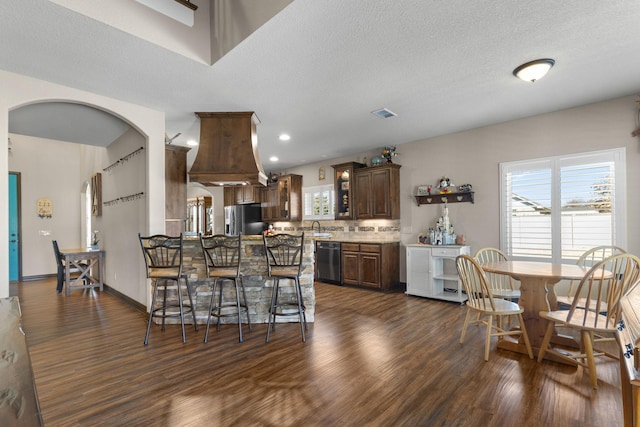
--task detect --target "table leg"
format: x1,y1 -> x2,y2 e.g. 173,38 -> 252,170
518,276 -> 555,349
65,255 -> 72,296
99,252 -> 104,292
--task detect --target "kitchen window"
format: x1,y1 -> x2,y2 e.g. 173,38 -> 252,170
500,148 -> 626,263
302,185 -> 334,220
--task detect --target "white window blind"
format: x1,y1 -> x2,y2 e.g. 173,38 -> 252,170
500,148 -> 626,263
302,185 -> 334,220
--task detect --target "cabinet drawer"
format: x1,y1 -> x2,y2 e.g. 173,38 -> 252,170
342,243 -> 360,252
431,247 -> 460,258
359,244 -> 381,253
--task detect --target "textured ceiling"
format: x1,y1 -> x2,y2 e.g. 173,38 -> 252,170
3,0 -> 640,172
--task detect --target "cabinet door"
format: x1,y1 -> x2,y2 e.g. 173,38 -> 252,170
236,186 -> 260,204
341,251 -> 360,285
223,188 -> 235,207
406,247 -> 432,297
370,168 -> 392,218
354,171 -> 372,219
165,145 -> 189,235
261,185 -> 277,221
359,253 -> 381,288
235,187 -> 245,204
278,177 -> 291,220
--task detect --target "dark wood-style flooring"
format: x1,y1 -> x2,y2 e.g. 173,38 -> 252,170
14,278 -> 623,426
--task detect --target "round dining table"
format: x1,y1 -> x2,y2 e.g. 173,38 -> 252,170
480,260 -> 589,359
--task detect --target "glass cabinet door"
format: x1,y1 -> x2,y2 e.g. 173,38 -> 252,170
332,162 -> 365,220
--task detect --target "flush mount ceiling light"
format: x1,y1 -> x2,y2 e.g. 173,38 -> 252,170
513,58 -> 555,82
279,134 -> 291,141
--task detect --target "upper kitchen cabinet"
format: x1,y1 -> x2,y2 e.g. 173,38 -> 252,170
332,162 -> 365,220
261,174 -> 302,222
165,145 -> 191,235
353,163 -> 401,220
223,185 -> 261,206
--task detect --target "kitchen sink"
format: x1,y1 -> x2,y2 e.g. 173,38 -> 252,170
312,232 -> 332,238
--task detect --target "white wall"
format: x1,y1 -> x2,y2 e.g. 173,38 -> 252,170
0,70 -> 165,300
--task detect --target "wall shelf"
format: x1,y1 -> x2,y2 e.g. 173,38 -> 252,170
414,191 -> 474,205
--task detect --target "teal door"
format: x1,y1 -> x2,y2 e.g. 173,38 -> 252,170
9,173 -> 20,281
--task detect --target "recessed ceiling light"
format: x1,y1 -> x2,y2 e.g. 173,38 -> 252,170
279,134 -> 291,141
270,156 -> 279,162
186,139 -> 198,146
371,108 -> 397,119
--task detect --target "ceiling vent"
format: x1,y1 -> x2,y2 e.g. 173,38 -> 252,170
371,108 -> 397,119
189,112 -> 268,187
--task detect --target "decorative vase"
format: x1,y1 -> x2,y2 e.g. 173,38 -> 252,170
371,156 -> 384,166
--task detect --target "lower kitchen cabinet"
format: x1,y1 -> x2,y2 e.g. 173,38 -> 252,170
341,242 -> 399,290
406,244 -> 470,303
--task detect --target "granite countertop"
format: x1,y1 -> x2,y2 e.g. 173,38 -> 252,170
314,237 -> 400,244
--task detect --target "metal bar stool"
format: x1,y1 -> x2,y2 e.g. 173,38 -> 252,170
263,232 -> 307,342
138,233 -> 198,344
200,233 -> 252,343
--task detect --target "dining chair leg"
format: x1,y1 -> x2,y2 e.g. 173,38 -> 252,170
582,330 -> 598,389
294,278 -> 306,342
144,280 -> 160,345
484,315 -> 493,361
204,280 -> 216,343
296,279 -> 308,330
161,281 -> 168,332
216,279 -> 224,332
266,279 -> 279,343
184,277 -> 199,332
537,320 -> 556,363
233,278 -> 244,343
459,309 -> 473,344
177,278 -> 187,344
239,277 -> 253,332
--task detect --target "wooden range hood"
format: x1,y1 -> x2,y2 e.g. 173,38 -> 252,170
189,112 -> 268,187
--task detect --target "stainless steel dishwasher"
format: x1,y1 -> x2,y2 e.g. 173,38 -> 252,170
315,241 -> 341,284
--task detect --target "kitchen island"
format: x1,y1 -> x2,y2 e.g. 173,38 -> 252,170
180,235 -> 315,324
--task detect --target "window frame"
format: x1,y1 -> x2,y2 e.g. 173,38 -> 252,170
499,148 -> 626,263
302,184 -> 334,221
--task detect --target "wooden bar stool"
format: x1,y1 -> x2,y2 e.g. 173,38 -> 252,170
263,233 -> 307,342
200,234 -> 252,343
138,233 -> 198,345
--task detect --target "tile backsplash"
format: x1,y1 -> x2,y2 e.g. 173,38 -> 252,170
271,219 -> 401,242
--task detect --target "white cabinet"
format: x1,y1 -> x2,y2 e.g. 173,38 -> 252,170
406,244 -> 471,303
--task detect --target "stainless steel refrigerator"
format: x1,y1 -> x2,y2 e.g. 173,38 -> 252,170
224,203 -> 265,236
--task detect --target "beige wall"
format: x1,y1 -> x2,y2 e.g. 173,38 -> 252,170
8,134 -> 86,276
286,95 -> 640,282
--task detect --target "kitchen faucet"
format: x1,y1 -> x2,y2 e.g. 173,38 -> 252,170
311,220 -> 322,234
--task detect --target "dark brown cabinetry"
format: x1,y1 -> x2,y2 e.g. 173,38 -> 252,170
341,242 -> 399,290
261,174 -> 303,222
331,162 -> 365,220
353,163 -> 401,220
165,145 -> 190,235
223,186 -> 262,206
